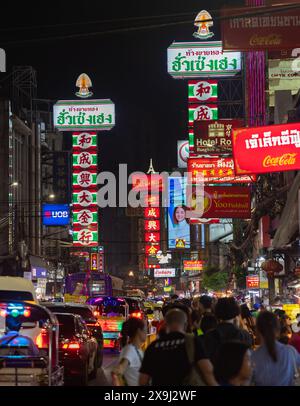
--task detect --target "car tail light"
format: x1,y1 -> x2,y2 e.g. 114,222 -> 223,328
35,329 -> 48,348
23,309 -> 31,318
62,341 -> 80,350
93,311 -> 100,317
131,312 -> 142,319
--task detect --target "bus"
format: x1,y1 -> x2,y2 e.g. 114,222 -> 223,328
64,273 -> 125,303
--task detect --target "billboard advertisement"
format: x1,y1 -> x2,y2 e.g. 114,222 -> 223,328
177,141 -> 189,168
168,177 -> 190,249
246,276 -> 260,289
222,7 -> 300,51
193,119 -> 244,154
183,260 -> 205,272
167,41 -> 241,78
154,269 -> 176,278
200,186 -> 251,219
42,204 -> 70,226
232,122 -> 300,175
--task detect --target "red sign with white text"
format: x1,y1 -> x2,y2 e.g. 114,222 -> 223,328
246,276 -> 260,289
232,122 -> 300,175
145,232 -> 161,244
144,207 -> 160,219
188,157 -> 255,183
131,174 -> 164,191
145,220 -> 160,232
146,245 -> 161,256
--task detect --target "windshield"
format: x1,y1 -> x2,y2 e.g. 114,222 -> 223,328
0,291 -> 34,301
55,314 -> 75,338
46,306 -> 96,323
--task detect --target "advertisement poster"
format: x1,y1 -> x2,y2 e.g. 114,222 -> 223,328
232,122 -> 300,175
168,177 -> 190,249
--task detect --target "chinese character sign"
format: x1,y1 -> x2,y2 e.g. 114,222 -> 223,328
188,80 -> 218,103
72,131 -> 98,247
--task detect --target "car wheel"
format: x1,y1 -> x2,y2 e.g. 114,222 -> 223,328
78,361 -> 89,386
89,354 -> 98,379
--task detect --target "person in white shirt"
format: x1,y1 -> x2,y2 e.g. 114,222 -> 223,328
113,317 -> 147,386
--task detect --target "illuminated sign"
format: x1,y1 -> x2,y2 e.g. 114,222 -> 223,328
145,220 -> 160,232
193,119 -> 244,154
144,207 -> 160,219
188,157 -> 255,183
246,276 -> 260,289
193,10 -> 214,40
188,104 -> 218,125
42,204 -> 70,226
53,100 -> 115,131
90,253 -> 98,271
232,122 -> 300,175
188,80 -> 218,103
154,269 -> 176,278
183,260 -> 205,272
167,41 -> 241,79
131,174 -> 164,191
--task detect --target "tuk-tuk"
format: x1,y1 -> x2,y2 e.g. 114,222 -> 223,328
86,296 -> 128,352
0,300 -> 64,386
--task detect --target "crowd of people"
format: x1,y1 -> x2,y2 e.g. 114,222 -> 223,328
113,295 -> 300,386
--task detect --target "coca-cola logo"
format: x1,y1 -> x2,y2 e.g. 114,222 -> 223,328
263,153 -> 297,167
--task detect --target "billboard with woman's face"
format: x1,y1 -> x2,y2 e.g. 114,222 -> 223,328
168,177 -> 190,249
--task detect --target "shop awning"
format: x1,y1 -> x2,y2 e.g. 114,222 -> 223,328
29,255 -> 48,279
272,172 -> 300,249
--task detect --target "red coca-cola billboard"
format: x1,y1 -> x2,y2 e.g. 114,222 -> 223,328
232,122 -> 300,175
221,7 -> 300,51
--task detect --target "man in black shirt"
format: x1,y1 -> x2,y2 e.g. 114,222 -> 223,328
139,308 -> 217,386
203,297 -> 253,366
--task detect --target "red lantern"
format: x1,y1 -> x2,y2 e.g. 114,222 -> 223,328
261,260 -> 283,277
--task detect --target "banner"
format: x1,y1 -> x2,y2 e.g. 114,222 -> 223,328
193,119 -> 244,154
199,186 -> 251,219
188,157 -> 255,183
188,104 -> 218,126
221,7 -> 300,51
269,59 -> 300,80
177,140 -> 189,168
188,80 -> 218,103
167,41 -> 241,78
232,122 -> 300,174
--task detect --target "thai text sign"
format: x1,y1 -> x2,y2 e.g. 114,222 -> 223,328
193,119 -> 244,154
221,7 -> 300,51
246,276 -> 260,289
188,80 -> 218,103
232,123 -> 300,175
201,186 -> 251,219
167,41 -> 241,78
188,157 -> 255,183
154,269 -> 176,278
53,100 -> 115,131
183,260 -> 204,272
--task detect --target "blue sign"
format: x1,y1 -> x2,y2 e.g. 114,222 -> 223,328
42,204 -> 70,226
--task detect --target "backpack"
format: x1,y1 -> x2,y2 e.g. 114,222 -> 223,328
181,333 -> 206,386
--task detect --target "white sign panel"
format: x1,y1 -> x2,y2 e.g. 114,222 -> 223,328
177,140 -> 189,168
167,41 -> 241,79
268,59 -> 300,80
154,268 -> 176,278
53,99 -> 115,131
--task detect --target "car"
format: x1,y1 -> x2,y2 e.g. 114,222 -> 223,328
124,297 -> 146,320
54,312 -> 98,385
40,302 -> 104,367
0,277 -> 38,303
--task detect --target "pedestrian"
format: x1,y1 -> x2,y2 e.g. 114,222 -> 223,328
199,295 -> 214,315
214,341 -> 252,386
0,314 -> 39,356
112,317 -> 147,386
240,303 -> 256,343
252,311 -> 300,386
204,297 -> 253,365
139,308 -> 217,386
289,321 -> 300,353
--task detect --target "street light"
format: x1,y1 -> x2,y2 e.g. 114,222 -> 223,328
10,181 -> 19,187
49,194 -> 55,200
128,271 -> 134,277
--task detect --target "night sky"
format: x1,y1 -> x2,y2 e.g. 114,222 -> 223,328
1,0 -> 242,270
